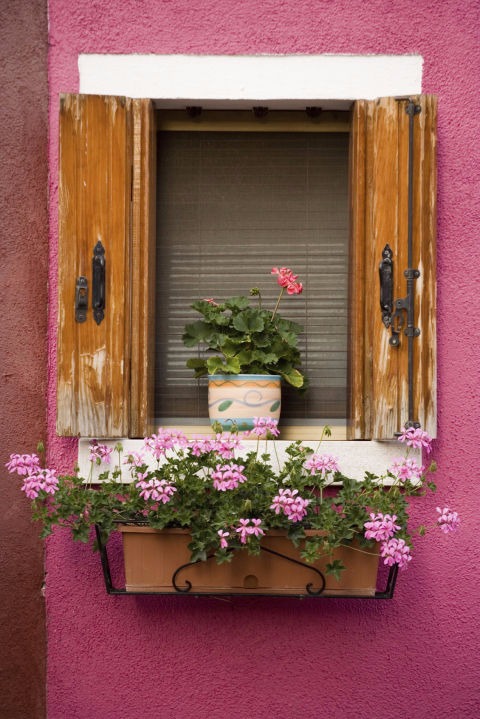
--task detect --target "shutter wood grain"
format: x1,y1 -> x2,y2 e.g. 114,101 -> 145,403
57,94 -> 132,437
130,99 -> 156,437
348,96 -> 437,439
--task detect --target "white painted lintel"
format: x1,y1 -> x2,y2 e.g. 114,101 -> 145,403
79,54 -> 423,109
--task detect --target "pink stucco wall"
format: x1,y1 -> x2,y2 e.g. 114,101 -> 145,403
46,2 -> 480,717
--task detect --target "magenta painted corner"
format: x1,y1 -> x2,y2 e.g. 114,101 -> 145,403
45,1 -> 480,718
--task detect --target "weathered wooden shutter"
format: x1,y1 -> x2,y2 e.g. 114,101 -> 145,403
57,94 -> 155,437
348,95 -> 437,440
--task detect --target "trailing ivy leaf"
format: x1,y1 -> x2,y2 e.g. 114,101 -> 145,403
326,559 -> 346,581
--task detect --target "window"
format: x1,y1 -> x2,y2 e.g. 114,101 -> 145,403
154,111 -> 350,429
56,94 -> 437,441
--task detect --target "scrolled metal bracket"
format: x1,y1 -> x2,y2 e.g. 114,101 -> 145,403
92,240 -> 105,325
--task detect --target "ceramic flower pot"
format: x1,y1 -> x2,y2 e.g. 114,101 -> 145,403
207,374 -> 281,432
118,526 -> 379,597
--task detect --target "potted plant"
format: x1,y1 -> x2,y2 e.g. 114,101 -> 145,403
6,424 -> 459,596
182,267 -> 306,430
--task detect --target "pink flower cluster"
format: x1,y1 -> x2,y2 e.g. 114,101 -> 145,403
248,417 -> 280,438
22,469 -> 59,499
398,427 -> 432,454
212,432 -> 243,459
124,450 -> 146,468
217,529 -> 230,549
271,266 -> 303,295
5,453 -> 40,476
136,477 -> 176,503
144,428 -> 189,459
380,538 -> 412,569
6,453 -> 59,499
211,463 -> 248,491
365,513 -> 411,570
235,518 -> 264,544
270,488 -> 310,522
304,453 -> 340,477
88,440 -> 113,464
364,513 -> 401,542
436,507 -> 460,534
389,457 -> 423,482
190,436 -> 217,456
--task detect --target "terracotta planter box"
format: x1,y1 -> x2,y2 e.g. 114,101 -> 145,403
119,526 -> 379,597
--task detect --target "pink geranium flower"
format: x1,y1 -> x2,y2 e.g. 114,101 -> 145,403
190,436 -> 217,456
389,457 -> 423,482
211,463 -> 247,491
436,507 -> 460,534
88,441 -> 114,465
271,266 -> 303,295
380,538 -> 412,569
213,433 -> 243,459
364,513 -> 401,542
398,427 -> 433,454
235,518 -> 264,544
248,417 -> 280,438
144,428 -> 189,459
136,477 -> 176,503
217,530 -> 230,549
304,453 -> 340,477
5,453 -> 41,476
270,488 -> 310,522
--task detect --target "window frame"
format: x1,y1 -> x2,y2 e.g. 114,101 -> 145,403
153,108 -> 352,440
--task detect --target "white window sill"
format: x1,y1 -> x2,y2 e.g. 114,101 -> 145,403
78,438 -> 419,484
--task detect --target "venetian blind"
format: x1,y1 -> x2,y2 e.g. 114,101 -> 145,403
154,130 -> 349,423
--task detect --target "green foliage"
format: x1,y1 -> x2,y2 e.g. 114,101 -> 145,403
20,425 -> 442,581
182,282 -> 307,389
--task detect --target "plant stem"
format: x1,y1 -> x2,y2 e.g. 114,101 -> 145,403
270,288 -> 284,321
314,425 -> 329,454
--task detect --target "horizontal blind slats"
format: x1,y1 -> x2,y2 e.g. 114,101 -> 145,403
155,131 -> 349,421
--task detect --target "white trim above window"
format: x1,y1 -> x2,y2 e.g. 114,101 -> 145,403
78,54 -> 423,108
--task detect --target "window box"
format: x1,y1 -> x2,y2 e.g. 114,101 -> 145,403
96,524 -> 394,599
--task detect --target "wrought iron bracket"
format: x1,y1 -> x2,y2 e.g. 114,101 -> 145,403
94,525 -> 398,599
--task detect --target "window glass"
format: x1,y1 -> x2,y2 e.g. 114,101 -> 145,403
155,129 -> 349,424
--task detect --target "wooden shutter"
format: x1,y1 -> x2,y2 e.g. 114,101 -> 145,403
348,95 -> 437,440
57,94 -> 155,437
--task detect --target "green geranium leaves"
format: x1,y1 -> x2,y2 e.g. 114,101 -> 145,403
183,283 -> 306,388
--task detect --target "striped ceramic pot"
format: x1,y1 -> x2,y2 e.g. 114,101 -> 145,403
208,374 -> 281,432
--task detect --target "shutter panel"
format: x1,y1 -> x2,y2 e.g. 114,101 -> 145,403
57,94 -> 132,437
348,95 -> 437,439
130,99 -> 157,437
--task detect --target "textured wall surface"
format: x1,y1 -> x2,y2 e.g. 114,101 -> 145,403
0,1 -> 48,717
46,1 -> 479,718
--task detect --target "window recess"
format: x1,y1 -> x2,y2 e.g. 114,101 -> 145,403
154,111 -> 350,430
56,95 -> 436,441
